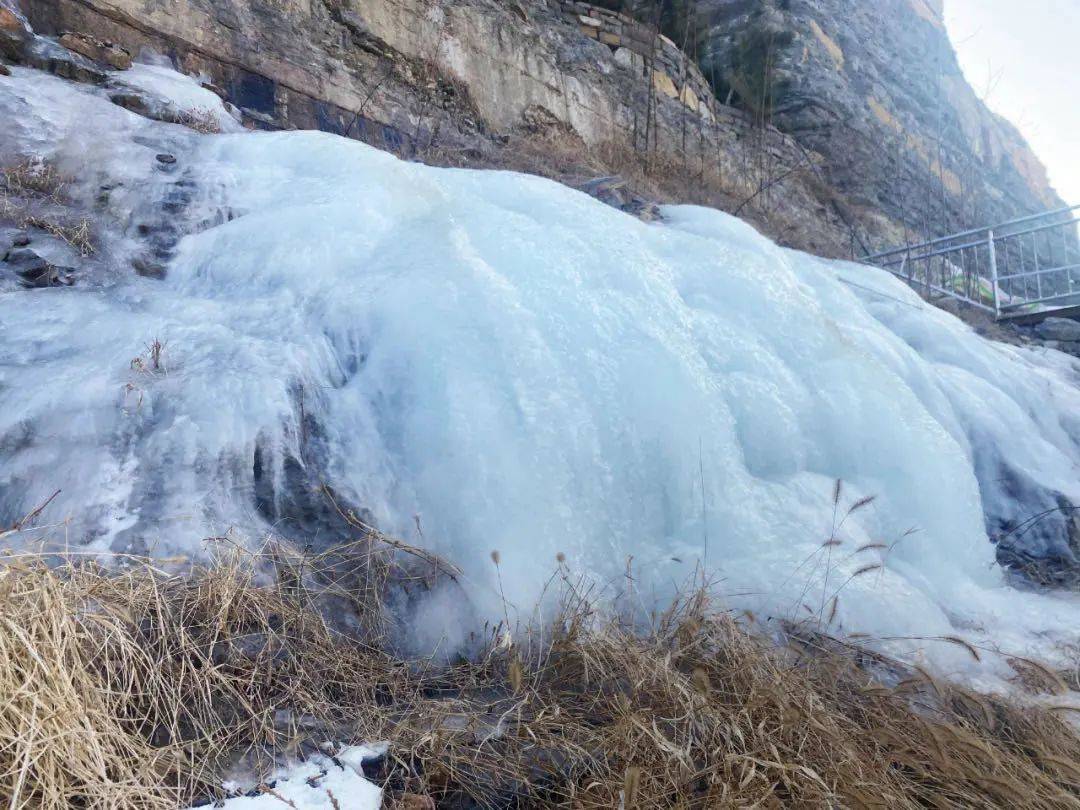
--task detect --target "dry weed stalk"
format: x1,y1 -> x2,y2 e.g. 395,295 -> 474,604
0,545 -> 1078,808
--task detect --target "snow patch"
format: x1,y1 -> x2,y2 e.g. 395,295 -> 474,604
189,746 -> 383,809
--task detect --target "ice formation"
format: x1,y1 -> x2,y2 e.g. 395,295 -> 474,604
3,62 -> 1080,677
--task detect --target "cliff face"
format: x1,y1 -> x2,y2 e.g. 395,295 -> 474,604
13,0 -> 1064,255
693,0 -> 1064,245
20,0 -> 858,254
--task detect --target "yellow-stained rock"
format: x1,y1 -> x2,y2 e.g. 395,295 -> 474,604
652,69 -> 678,99
809,20 -> 844,71
680,83 -> 698,112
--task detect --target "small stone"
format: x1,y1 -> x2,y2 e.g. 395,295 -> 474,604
51,265 -> 76,285
0,62 -> 9,76
12,231 -> 29,247
1035,317 -> 1080,343
132,255 -> 167,278
155,153 -> 177,165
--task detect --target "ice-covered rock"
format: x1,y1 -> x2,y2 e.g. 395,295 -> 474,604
1035,317 -> 1080,343
23,36 -> 107,85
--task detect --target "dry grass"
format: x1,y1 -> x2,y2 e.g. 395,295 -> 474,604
416,125 -> 848,258
0,539 -> 1078,809
175,107 -> 223,135
1,159 -> 95,255
0,160 -> 68,201
21,215 -> 95,255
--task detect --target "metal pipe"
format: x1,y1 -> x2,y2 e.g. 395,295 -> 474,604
861,204 -> 1080,261
991,216 -> 1080,244
865,260 -> 996,313
996,261 -> 1080,281
873,237 -> 994,265
988,229 -> 999,318
1000,289 -> 1080,311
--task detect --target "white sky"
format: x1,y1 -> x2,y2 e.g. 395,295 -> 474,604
944,0 -> 1080,207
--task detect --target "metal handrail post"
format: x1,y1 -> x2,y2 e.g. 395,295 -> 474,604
988,229 -> 1000,319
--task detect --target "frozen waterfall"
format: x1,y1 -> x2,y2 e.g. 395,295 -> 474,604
3,63 -> 1080,679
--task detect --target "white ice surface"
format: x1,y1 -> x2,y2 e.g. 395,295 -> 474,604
3,65 -> 1080,681
189,746 -> 383,810
118,60 -> 244,133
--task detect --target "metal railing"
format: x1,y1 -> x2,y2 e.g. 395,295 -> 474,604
861,205 -> 1080,319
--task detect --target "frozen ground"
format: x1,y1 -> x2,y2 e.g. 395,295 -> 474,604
3,61 -> 1080,683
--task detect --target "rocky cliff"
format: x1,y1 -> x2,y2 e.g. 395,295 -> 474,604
686,0 -> 1066,249
9,0 -> 1065,256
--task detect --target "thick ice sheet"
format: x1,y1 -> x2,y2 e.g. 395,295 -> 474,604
3,65 -> 1080,678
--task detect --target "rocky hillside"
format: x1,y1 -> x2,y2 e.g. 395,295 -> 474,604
10,0 -> 1064,258
687,0 -> 1065,248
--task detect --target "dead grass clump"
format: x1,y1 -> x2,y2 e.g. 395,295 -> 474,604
21,214 -> 95,255
0,159 -> 95,255
0,559 -> 182,808
175,107 -> 222,135
0,547 -> 1078,809
0,542 -> 401,808
0,160 -> 68,201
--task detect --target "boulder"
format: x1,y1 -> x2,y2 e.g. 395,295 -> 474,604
108,88 -> 188,126
24,37 -> 107,84
0,1 -> 31,63
58,32 -> 132,71
1035,317 -> 1080,343
989,462 -> 1080,588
